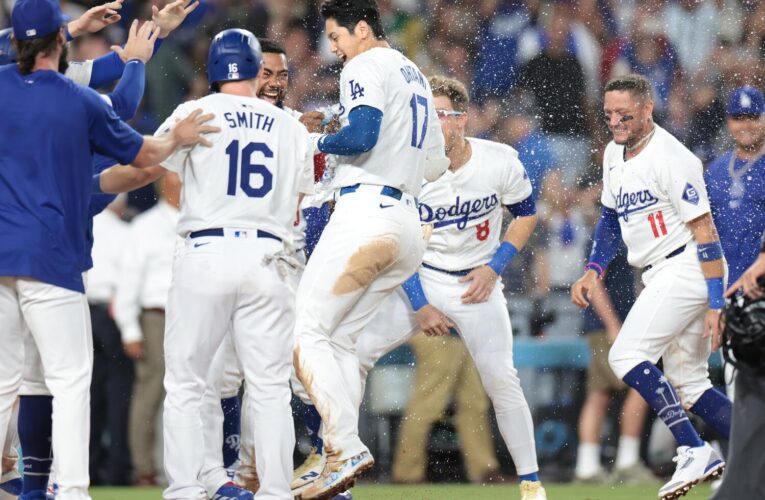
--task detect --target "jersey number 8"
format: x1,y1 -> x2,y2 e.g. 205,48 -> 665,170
225,140 -> 274,198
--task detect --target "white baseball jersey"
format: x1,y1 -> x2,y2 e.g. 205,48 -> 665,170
156,93 -> 314,242
419,138 -> 532,270
330,47 -> 444,196
602,125 -> 710,269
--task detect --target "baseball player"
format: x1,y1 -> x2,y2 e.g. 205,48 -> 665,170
341,75 -> 545,500
0,5 -> 198,496
0,1 -> 213,499
157,28 -> 314,500
570,73 -> 732,500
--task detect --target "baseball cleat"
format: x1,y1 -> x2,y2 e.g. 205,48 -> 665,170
658,442 -> 724,500
332,491 -> 353,500
291,446 -> 326,495
296,451 -> 373,500
212,481 -> 254,500
520,480 -> 547,500
18,490 -> 54,500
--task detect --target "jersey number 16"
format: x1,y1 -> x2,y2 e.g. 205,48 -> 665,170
225,140 -> 274,198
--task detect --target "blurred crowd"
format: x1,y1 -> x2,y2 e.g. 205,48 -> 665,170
1,0 -> 755,487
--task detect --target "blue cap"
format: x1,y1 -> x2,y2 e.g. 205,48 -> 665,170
727,86 -> 765,116
12,0 -> 70,41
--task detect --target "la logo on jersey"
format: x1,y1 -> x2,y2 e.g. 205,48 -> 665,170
615,187 -> 659,221
349,80 -> 365,100
419,195 -> 500,229
682,183 -> 700,205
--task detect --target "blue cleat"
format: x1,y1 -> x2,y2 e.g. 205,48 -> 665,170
333,491 -> 353,500
212,482 -> 254,500
0,477 -> 23,495
18,490 -> 52,500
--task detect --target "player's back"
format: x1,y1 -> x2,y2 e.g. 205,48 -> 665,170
159,93 -> 313,243
331,47 -> 436,196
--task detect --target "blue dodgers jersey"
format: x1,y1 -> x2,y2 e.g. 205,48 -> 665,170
81,154 -> 120,272
0,66 -> 144,292
705,150 -> 765,284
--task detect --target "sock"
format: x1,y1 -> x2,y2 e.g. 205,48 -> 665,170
302,404 -> 323,455
623,362 -> 703,448
689,388 -> 732,440
221,396 -> 241,468
519,472 -> 539,482
615,436 -> 640,469
18,396 -> 53,494
575,442 -> 602,477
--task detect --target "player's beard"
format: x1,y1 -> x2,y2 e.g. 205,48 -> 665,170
57,43 -> 68,74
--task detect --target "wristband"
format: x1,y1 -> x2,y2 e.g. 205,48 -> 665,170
487,241 -> 518,276
585,262 -> 603,278
697,241 -> 724,262
91,174 -> 103,194
65,26 -> 74,41
705,277 -> 725,309
402,273 -> 429,311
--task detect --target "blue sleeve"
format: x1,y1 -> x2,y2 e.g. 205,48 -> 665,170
586,207 -> 622,276
317,105 -> 382,155
89,193 -> 118,218
506,195 -> 536,217
105,60 -> 145,121
81,87 -> 144,165
402,272 -> 429,311
89,52 -> 126,89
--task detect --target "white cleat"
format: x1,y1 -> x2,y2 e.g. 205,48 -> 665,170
291,447 -> 326,496
658,442 -> 725,500
520,480 -> 547,500
296,451 -> 374,500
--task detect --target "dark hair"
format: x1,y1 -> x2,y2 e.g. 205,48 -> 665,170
13,30 -> 59,75
429,75 -> 469,112
320,0 -> 386,39
604,73 -> 653,101
257,38 -> 286,56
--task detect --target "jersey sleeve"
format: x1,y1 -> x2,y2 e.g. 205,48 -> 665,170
80,86 -> 144,165
296,126 -> 315,195
665,149 -> 711,222
65,60 -> 95,86
153,102 -> 195,173
500,149 -> 533,205
339,56 -> 386,114
601,144 -> 616,209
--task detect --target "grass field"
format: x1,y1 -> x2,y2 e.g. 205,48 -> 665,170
91,482 -> 714,500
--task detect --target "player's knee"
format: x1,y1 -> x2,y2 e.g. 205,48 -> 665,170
332,238 -> 399,294
607,342 -> 634,381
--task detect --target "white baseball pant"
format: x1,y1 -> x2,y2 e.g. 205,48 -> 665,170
356,267 -> 539,475
0,277 -> 92,500
162,233 -> 296,500
294,186 -> 426,461
608,245 -> 723,408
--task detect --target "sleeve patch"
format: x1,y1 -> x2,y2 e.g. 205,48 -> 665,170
682,183 -> 700,205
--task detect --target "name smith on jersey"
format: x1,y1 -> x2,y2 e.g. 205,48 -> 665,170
420,194 -> 499,229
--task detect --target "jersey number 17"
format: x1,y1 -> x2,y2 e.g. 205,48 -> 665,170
409,94 -> 428,149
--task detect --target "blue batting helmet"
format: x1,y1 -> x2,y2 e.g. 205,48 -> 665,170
0,28 -> 16,66
207,29 -> 262,91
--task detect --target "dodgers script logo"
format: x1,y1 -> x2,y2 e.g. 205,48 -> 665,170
615,187 -> 659,221
420,195 -> 500,229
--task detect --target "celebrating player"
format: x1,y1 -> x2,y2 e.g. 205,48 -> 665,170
344,75 -> 545,500
157,28 -> 314,500
571,74 -> 732,500
291,0 -> 449,497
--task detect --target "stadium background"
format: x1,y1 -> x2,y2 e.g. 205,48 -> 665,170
0,0 -> 753,497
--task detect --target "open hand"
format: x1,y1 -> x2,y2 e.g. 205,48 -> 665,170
68,0 -> 123,38
152,0 -> 200,38
172,109 -> 220,147
111,20 -> 160,64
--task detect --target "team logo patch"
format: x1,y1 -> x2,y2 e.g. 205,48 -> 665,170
682,183 -> 700,205
349,80 -> 365,100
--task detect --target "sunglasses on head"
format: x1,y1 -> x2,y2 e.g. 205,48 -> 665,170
436,109 -> 465,119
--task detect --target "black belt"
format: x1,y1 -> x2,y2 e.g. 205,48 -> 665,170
421,262 -> 474,277
643,245 -> 686,272
339,183 -> 409,201
189,228 -> 281,242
